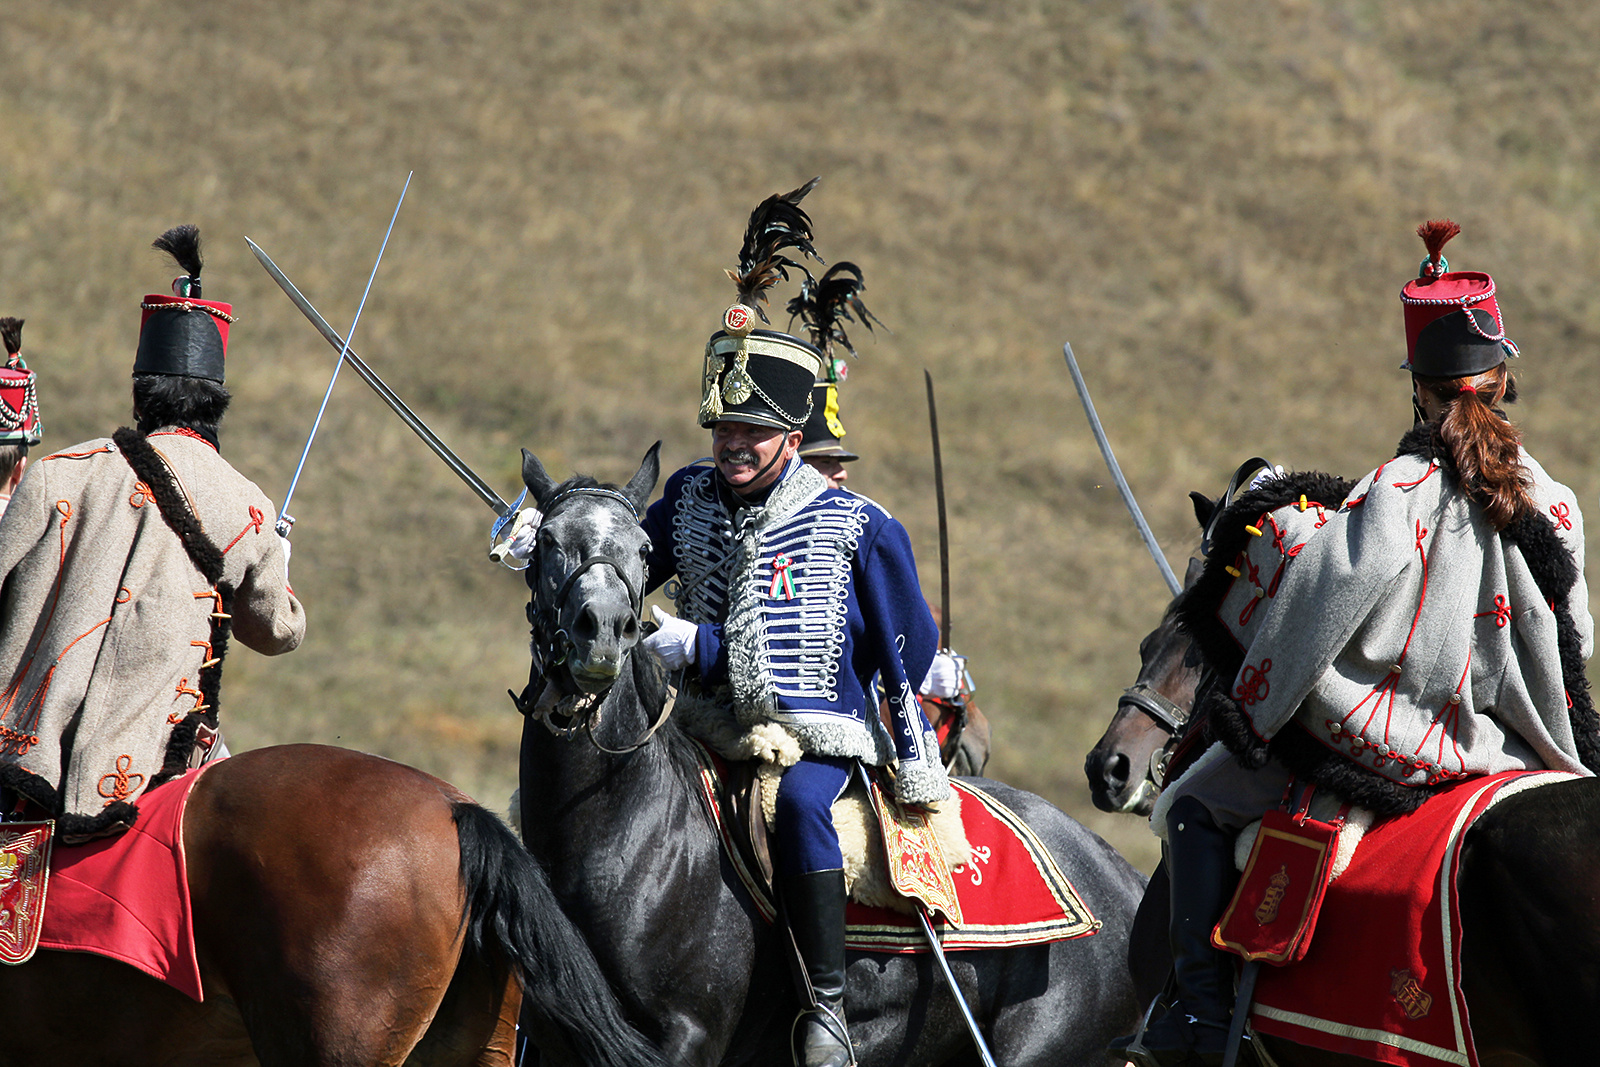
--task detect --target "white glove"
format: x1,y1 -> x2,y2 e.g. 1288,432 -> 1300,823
278,534 -> 292,574
642,606 -> 698,670
1246,464 -> 1286,492
920,651 -> 961,700
505,507 -> 544,561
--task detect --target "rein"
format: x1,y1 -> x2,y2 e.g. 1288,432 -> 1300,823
520,486 -> 673,755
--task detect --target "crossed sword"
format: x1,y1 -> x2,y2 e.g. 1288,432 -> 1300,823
246,236 -> 524,545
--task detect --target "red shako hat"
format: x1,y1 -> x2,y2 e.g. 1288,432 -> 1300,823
134,225 -> 234,383
1399,220 -> 1518,377
0,318 -> 41,446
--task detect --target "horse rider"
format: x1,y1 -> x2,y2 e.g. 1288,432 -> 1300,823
637,183 -> 949,1067
793,324 -> 989,776
1138,220 -> 1596,1066
0,226 -> 304,844
0,318 -> 41,524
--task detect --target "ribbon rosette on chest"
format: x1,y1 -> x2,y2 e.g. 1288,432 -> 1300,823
768,553 -> 797,600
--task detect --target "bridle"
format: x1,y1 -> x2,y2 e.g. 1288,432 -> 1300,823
1116,681 -> 1194,791
516,485 -> 673,755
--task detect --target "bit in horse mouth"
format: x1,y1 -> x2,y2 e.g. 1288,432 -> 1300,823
570,662 -> 621,688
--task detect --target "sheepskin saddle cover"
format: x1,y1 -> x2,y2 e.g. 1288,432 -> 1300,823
676,690 -> 970,914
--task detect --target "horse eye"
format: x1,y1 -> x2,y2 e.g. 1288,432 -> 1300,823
638,541 -> 651,559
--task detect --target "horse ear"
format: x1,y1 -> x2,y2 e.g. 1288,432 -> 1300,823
1184,556 -> 1204,589
1189,490 -> 1216,532
522,448 -> 558,507
623,441 -> 661,515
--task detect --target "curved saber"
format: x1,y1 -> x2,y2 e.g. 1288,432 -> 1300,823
246,237 -> 511,520
917,909 -> 999,1067
276,173 -> 412,536
1062,343 -> 1182,597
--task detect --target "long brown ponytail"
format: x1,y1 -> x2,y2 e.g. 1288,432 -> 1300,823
1415,364 -> 1534,529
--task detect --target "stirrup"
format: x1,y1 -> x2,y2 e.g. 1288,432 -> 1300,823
789,1002 -> 856,1067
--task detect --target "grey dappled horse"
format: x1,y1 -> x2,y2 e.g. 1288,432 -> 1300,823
514,444 -> 1147,1066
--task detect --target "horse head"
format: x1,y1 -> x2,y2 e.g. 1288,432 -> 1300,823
1084,484 -> 1251,815
520,443 -> 660,694
1083,556 -> 1205,815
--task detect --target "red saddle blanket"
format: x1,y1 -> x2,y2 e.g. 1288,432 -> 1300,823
694,750 -> 1101,952
36,764 -> 211,1002
1244,770 -> 1576,1067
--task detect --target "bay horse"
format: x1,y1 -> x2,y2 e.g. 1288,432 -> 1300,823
1087,500 -> 1600,1065
0,744 -> 667,1067
514,446 -> 1149,1066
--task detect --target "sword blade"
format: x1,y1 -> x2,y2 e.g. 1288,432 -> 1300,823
924,370 -> 953,649
916,908 -> 998,1067
279,172 -> 412,524
1062,343 -> 1182,597
246,236 -> 511,517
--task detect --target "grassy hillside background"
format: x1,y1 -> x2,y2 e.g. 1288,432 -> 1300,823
4,0 -> 1598,870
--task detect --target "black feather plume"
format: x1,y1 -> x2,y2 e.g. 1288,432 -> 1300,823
0,318 -> 22,361
786,262 -> 886,365
152,225 -> 204,293
725,177 -> 823,322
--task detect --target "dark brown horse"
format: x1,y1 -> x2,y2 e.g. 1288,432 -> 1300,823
1088,503 -> 1600,1065
0,744 -> 666,1067
1083,557 -> 1204,817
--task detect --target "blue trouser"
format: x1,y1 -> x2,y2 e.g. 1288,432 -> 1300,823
773,754 -> 854,877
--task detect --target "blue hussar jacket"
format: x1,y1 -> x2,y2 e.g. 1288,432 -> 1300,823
642,457 -> 949,804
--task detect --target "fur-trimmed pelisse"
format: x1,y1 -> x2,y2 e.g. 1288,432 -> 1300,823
1176,429 -> 1596,817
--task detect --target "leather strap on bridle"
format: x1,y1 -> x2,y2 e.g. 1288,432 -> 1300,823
1117,682 -> 1190,734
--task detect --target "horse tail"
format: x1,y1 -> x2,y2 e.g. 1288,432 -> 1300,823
451,801 -> 666,1067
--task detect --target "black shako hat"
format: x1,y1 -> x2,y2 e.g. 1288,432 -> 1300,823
134,225 -> 234,383
797,380 -> 857,461
1400,219 -> 1518,379
698,179 -> 826,430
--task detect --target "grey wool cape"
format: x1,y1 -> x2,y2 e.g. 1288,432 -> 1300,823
1178,425 -> 1597,816
0,428 -> 304,840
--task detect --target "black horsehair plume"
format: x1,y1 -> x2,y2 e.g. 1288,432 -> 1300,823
0,318 -> 22,361
786,262 -> 886,367
726,177 -> 823,322
152,224 -> 204,297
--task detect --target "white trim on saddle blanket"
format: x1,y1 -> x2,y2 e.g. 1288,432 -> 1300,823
672,689 -> 972,913
1246,770 -> 1578,1067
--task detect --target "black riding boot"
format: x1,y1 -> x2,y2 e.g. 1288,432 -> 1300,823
782,869 -> 853,1067
1140,796 -> 1240,1067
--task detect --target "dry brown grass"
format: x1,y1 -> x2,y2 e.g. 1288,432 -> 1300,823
4,0 -> 1599,869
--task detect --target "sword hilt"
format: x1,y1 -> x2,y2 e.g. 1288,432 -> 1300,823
275,514 -> 295,539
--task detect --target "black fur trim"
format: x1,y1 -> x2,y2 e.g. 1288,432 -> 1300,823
56,802 -> 140,843
1176,469 -> 1356,683
0,744 -> 146,834
113,428 -> 225,584
113,427 -> 231,785
0,761 -> 59,812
